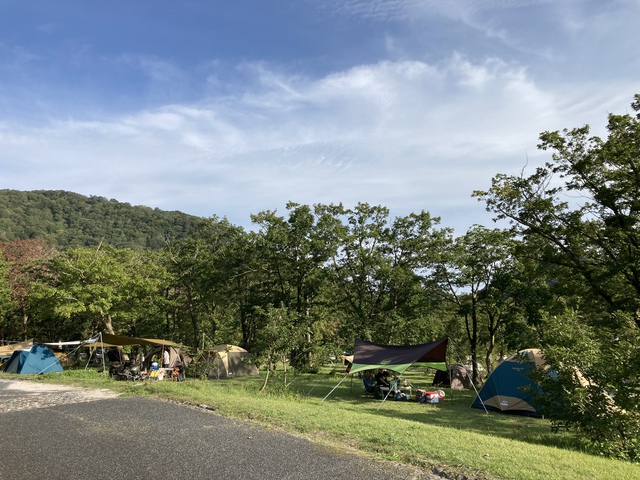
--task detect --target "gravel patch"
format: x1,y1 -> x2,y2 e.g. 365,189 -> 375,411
0,378 -> 120,413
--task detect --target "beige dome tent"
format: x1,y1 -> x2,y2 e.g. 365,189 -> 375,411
433,363 -> 472,389
206,344 -> 259,379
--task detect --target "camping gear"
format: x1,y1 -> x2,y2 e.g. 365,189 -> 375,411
114,364 -> 144,381
142,345 -> 189,371
471,348 -> 545,416
2,344 -> 64,374
394,391 -> 408,401
172,365 -> 185,382
80,332 -> 178,372
323,338 -> 449,408
422,392 -> 439,403
362,372 -> 377,395
418,390 -> 445,404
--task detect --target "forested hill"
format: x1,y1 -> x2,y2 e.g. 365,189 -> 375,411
0,189 -> 202,249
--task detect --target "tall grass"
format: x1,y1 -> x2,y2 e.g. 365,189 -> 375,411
6,368 -> 640,480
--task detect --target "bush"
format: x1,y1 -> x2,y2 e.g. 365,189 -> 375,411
533,312 -> 640,462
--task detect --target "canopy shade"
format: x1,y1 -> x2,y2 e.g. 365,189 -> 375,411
349,338 -> 448,374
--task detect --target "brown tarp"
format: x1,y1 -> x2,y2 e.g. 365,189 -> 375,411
95,333 -> 175,347
0,339 -> 34,356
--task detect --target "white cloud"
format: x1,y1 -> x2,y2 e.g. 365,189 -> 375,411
3,48 -> 635,236
2,0 -> 639,235
0,0 -> 636,242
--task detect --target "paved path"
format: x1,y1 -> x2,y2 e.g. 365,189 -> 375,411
0,379 -> 436,480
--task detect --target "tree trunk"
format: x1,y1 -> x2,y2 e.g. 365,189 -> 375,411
260,358 -> 272,392
104,314 -> 115,335
22,312 -> 29,340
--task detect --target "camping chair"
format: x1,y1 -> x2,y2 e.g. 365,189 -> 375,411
362,374 -> 377,396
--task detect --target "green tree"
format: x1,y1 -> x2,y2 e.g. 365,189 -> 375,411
474,94 -> 640,460
165,217 -> 249,349
475,95 -> 640,325
322,203 -> 447,345
430,226 -> 517,383
252,304 -> 305,391
531,310 -> 640,462
31,244 -> 167,339
250,203 -> 339,369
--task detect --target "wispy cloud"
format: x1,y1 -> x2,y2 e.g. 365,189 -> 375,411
3,49 -> 633,232
0,1 -> 637,233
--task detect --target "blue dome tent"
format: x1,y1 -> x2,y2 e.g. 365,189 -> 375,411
471,348 -> 544,416
3,344 -> 64,374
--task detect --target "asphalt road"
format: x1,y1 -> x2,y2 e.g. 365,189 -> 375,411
0,379 -> 433,480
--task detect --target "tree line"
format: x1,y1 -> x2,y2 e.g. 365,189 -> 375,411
1,95 -> 639,461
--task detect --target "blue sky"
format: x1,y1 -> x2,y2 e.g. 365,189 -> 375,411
1,1 -> 639,234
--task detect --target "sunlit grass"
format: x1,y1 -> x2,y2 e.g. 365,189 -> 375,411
4,367 -> 640,480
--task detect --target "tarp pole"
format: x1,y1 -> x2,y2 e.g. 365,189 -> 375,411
307,368 -> 339,395
84,342 -> 95,371
39,360 -> 61,374
468,375 -> 487,413
101,332 -> 107,375
322,373 -> 350,402
376,383 -> 395,411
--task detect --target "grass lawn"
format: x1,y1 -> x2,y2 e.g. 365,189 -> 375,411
4,366 -> 639,480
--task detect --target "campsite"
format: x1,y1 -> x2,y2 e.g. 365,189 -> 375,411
2,336 -> 640,479
2,362 -> 638,480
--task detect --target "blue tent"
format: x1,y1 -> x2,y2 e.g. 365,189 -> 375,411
471,349 -> 544,416
3,344 -> 64,374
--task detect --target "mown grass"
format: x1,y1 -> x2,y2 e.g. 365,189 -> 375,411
3,367 -> 640,480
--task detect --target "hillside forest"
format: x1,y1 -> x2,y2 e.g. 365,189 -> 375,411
2,95 -> 640,461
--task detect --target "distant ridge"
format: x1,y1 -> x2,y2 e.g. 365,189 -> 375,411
0,189 -> 202,249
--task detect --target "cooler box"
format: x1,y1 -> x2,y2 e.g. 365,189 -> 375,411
423,391 -> 440,403
417,390 -> 441,403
